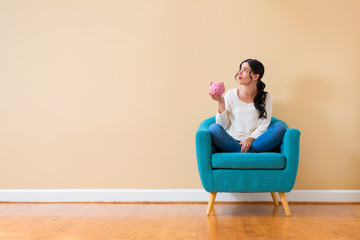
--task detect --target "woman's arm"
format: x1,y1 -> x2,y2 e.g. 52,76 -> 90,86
209,94 -> 225,113
210,91 -> 231,129
240,94 -> 272,153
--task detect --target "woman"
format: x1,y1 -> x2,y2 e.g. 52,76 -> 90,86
208,59 -> 286,153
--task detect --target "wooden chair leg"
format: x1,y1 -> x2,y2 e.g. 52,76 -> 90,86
278,192 -> 291,216
206,192 -> 217,216
270,192 -> 279,205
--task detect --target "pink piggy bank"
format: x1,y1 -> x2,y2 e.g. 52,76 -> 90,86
209,82 -> 225,96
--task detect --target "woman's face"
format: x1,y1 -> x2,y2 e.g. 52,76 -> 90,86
236,62 -> 257,86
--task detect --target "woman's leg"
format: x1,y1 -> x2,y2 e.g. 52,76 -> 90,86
208,123 -> 241,152
250,122 -> 287,152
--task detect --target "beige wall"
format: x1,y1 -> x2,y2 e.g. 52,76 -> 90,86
1,0 -> 359,189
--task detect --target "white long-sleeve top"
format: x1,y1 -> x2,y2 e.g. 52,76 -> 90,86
216,88 -> 272,142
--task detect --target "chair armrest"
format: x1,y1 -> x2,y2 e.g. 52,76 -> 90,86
195,117 -> 215,192
281,128 -> 301,192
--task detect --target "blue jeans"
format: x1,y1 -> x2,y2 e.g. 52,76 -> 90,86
208,122 -> 287,153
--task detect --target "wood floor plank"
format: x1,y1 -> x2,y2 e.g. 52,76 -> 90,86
0,203 -> 359,239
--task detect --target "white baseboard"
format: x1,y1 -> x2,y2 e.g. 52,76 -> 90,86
0,189 -> 359,202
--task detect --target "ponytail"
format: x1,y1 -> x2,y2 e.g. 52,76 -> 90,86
254,80 -> 268,119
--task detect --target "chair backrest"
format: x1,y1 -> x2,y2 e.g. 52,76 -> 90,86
199,116 -> 289,130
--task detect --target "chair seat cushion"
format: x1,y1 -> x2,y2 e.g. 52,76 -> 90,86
212,152 -> 286,170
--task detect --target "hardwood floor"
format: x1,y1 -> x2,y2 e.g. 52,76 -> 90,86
0,202 -> 359,239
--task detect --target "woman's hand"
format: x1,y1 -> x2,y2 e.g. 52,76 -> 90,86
240,137 -> 255,153
209,93 -> 224,103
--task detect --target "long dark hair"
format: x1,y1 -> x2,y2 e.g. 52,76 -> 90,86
235,59 -> 268,119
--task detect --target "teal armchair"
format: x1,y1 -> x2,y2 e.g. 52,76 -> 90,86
195,116 -> 301,216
